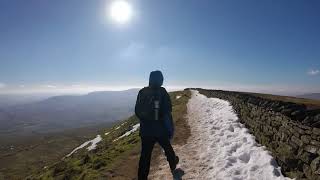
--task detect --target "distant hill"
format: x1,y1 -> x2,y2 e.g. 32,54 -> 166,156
0,94 -> 55,108
0,89 -> 139,135
297,93 -> 320,100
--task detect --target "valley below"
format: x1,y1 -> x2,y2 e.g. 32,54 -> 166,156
0,89 -> 138,179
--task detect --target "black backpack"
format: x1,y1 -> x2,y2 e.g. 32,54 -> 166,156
135,87 -> 162,121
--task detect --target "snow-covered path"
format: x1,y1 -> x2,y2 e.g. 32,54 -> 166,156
150,90 -> 291,180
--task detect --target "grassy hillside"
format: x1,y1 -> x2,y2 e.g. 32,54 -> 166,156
27,90 -> 191,180
0,123 -> 114,180
249,92 -> 320,109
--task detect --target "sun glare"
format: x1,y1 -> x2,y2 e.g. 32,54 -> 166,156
109,0 -> 132,24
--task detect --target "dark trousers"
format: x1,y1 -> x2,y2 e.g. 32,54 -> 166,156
138,136 -> 177,180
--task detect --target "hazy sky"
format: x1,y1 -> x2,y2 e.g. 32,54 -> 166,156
0,0 -> 319,94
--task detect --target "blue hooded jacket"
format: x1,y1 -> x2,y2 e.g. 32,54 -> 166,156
149,70 -> 164,88
135,70 -> 174,138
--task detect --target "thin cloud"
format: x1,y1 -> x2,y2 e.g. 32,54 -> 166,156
43,85 -> 57,88
0,83 -> 6,88
121,42 -> 145,58
307,69 -> 319,76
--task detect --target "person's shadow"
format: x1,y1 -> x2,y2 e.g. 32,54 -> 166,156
172,168 -> 185,180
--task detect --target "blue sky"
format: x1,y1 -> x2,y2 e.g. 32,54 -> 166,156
0,0 -> 319,94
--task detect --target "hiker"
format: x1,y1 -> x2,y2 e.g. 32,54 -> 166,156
135,70 -> 179,180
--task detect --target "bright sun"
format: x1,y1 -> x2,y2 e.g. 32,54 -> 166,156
109,0 -> 133,24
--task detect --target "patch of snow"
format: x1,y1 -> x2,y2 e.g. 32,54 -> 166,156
66,141 -> 91,157
66,135 -> 102,157
113,124 -> 140,142
150,90 -> 292,180
176,95 -> 181,99
87,135 -> 102,151
105,132 -> 110,136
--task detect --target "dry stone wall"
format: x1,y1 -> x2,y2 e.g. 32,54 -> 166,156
195,88 -> 320,179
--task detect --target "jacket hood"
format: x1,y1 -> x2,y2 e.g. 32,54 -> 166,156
149,70 -> 163,88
